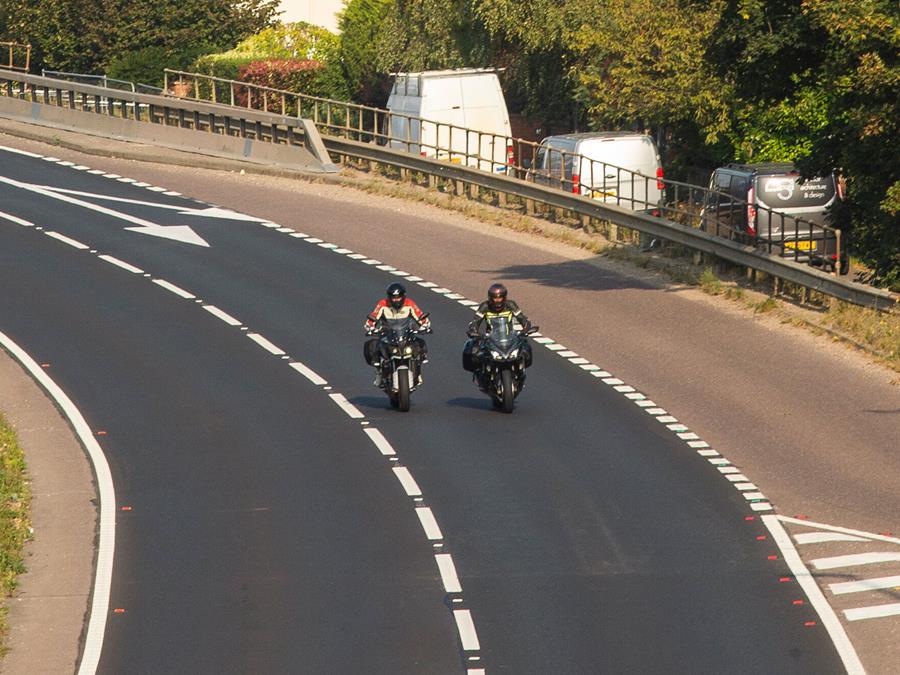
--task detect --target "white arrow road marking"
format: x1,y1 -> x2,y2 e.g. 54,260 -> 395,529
0,176 -> 210,247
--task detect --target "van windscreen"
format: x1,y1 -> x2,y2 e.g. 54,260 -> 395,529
755,174 -> 836,209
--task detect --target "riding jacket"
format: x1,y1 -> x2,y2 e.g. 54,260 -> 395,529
468,300 -> 531,334
365,298 -> 431,331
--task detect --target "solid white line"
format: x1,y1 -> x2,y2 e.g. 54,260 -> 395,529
42,156 -> 61,162
346,253 -> 367,259
289,361 -> 327,386
146,186 -> 167,191
163,191 -> 181,196
830,575 -> 900,595
435,553 -> 463,593
57,161 -> 75,166
453,610 -> 481,651
328,393 -> 364,419
45,231 -> 89,249
392,467 -> 422,497
0,332 -> 116,675
0,144 -> 43,157
116,177 -> 135,183
794,532 -> 869,545
87,169 -> 105,174
0,210 -> 35,227
98,254 -> 144,274
153,279 -> 196,299
761,515 -> 864,674
247,333 -> 285,356
777,516 -> 900,545
202,305 -> 242,327
415,507 -> 443,540
363,428 -> 396,456
103,174 -> 121,179
845,603 -> 900,621
318,243 -> 338,249
812,552 -> 900,570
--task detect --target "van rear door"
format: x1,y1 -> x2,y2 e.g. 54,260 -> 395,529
579,136 -> 662,211
754,173 -> 837,262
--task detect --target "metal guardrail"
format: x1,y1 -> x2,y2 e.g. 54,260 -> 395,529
0,42 -> 30,72
1,68 -> 895,310
167,69 -> 845,274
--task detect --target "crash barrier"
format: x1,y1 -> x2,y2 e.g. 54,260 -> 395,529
0,43 -> 30,73
42,70 -> 163,95
0,70 -> 336,173
2,69 -> 895,310
166,69 -> 847,279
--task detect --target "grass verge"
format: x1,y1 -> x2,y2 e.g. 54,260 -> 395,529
0,414 -> 30,657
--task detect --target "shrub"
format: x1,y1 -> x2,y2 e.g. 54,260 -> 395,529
233,59 -> 327,112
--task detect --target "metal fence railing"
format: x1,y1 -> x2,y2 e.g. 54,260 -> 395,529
0,42 -> 30,73
2,68 -> 894,310
42,70 -> 163,95
165,69 -> 843,274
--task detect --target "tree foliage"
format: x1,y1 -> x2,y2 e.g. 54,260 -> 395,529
0,0 -> 279,75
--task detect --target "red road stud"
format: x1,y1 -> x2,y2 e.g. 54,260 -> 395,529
795,515 -> 809,520
756,535 -> 767,540
804,621 -> 817,627
767,555 -> 778,560
744,516 -> 755,521
779,577 -> 793,583
121,506 -> 132,512
41,363 -> 50,368
793,600 -> 804,605
97,430 -> 107,436
113,608 -> 126,614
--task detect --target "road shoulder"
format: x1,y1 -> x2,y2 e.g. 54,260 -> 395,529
0,348 -> 95,674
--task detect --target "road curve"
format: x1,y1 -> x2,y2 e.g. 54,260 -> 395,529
0,140 -> 881,672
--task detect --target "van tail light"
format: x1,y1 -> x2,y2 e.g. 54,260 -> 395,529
747,185 -> 757,237
656,167 -> 665,190
421,151 -> 427,157
507,143 -> 515,165
572,174 -> 580,194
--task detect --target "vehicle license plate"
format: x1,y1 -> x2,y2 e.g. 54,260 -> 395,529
785,240 -> 815,251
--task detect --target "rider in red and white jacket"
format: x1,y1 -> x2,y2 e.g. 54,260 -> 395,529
364,283 -> 430,370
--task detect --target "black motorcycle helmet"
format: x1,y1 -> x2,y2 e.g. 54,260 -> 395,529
487,283 -> 508,312
386,282 -> 406,310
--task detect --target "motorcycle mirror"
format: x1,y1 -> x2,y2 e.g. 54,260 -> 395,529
526,326 -> 539,335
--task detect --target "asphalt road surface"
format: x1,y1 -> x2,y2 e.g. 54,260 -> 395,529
0,146 -> 855,673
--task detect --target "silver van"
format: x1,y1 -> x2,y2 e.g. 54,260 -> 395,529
701,163 -> 847,273
526,132 -> 664,212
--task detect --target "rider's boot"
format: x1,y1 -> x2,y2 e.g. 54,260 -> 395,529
373,368 -> 383,387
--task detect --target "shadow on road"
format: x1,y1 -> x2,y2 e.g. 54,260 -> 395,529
474,257 -> 658,293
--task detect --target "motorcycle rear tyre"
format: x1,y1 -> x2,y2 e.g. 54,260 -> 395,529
397,372 -> 411,412
500,369 -> 514,413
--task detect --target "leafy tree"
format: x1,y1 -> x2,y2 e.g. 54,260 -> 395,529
1,0 -> 279,75
337,0 -> 393,105
800,0 -> 899,287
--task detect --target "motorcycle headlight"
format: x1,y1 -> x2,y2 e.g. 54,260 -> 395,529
390,346 -> 400,354
509,348 -> 519,359
491,350 -> 502,359
403,346 -> 413,355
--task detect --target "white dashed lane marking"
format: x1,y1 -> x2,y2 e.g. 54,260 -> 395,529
415,507 -> 443,540
328,393 -> 365,419
45,231 -> 89,249
98,254 -> 144,274
203,305 -> 242,327
363,428 -> 396,456
392,467 -> 422,497
435,554 -> 463,593
453,610 -> 481,651
289,361 -> 327,386
153,279 -> 196,300
247,333 -> 286,356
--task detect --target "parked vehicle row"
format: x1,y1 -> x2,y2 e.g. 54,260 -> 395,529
382,68 -> 848,273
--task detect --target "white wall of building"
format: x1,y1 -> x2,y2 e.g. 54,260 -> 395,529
277,0 -> 344,33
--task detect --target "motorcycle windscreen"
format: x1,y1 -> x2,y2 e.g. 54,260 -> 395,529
486,316 -> 516,348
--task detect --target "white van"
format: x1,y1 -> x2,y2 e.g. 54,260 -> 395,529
385,69 -> 513,172
528,132 -> 664,212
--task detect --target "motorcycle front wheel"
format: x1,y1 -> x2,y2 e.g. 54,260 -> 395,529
397,371 -> 411,412
500,368 -> 514,413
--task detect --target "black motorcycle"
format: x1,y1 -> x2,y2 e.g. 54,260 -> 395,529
368,314 -> 430,412
465,316 -> 538,413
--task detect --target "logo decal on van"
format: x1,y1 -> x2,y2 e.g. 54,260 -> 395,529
763,178 -> 795,201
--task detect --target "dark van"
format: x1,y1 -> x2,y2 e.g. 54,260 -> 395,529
701,163 -> 847,274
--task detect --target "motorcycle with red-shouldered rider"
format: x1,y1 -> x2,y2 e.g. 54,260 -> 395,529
367,314 -> 431,412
